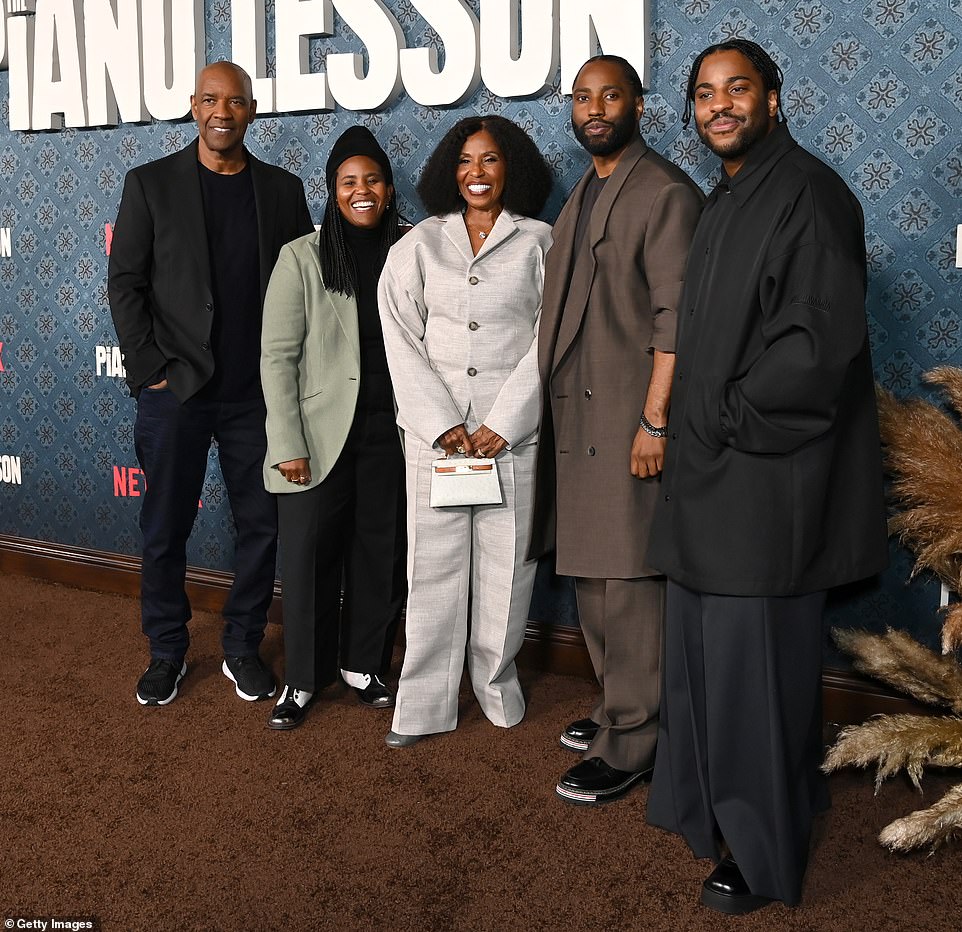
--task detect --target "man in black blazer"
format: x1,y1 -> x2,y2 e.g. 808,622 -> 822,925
108,61 -> 313,707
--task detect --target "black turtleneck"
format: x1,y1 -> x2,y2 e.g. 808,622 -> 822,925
342,222 -> 392,411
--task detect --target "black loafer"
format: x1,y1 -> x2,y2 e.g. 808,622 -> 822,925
267,686 -> 314,731
560,717 -> 599,752
555,757 -> 651,805
700,857 -> 774,915
353,674 -> 395,709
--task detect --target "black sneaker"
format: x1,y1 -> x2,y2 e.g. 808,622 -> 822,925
222,655 -> 276,701
137,659 -> 187,706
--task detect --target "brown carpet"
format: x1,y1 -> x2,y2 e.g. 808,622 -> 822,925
1,572 -> 959,932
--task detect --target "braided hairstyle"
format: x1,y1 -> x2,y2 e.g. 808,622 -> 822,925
317,179 -> 404,297
682,39 -> 786,125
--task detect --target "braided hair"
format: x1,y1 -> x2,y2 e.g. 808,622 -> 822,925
317,180 -> 404,298
682,39 -> 786,125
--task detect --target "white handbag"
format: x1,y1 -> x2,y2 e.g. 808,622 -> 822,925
430,456 -> 503,507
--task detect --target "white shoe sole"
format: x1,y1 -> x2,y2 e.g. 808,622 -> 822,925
222,659 -> 277,701
559,733 -> 591,752
137,661 -> 187,706
555,769 -> 650,805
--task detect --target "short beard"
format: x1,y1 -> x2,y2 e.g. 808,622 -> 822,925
697,114 -> 770,163
572,109 -> 639,157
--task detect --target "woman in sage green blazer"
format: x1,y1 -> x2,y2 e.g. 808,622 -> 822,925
260,127 -> 406,730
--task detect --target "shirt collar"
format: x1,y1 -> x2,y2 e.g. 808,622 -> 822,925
715,122 -> 796,205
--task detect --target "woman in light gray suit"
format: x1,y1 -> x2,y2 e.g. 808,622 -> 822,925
261,127 -> 407,730
378,116 -> 553,746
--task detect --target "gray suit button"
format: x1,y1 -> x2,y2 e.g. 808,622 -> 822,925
584,388 -> 592,399
587,446 -> 595,455
205,303 -> 213,312
468,276 -> 479,285
467,367 -> 477,376
468,321 -> 479,331
201,342 -> 210,350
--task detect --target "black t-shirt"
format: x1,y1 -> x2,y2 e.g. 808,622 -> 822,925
196,161 -> 261,401
573,172 -> 607,258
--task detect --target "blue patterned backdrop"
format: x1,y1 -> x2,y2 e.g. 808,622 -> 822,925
0,0 -> 959,652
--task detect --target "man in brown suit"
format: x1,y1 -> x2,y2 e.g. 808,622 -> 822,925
529,55 -> 703,804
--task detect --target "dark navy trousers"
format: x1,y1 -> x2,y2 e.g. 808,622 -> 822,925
134,388 -> 277,661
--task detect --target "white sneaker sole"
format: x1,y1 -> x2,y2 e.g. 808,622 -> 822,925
137,661 -> 187,706
222,659 -> 277,701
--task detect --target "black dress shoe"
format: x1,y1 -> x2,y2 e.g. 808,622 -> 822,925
700,857 -> 774,915
560,717 -> 599,752
353,674 -> 395,708
555,757 -> 651,805
267,686 -> 314,731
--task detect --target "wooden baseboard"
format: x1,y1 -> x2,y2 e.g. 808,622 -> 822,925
0,534 -> 284,623
0,533 -> 923,725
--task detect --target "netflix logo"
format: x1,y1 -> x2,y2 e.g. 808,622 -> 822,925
113,465 -> 146,497
113,465 -> 202,507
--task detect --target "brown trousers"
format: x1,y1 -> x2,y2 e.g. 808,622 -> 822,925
574,576 -> 665,772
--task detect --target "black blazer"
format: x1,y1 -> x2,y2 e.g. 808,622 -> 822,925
108,140 -> 313,400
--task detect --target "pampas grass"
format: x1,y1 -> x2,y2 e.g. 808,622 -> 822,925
826,370 -> 962,851
832,628 -> 962,713
878,784 -> 962,852
823,714 -> 962,789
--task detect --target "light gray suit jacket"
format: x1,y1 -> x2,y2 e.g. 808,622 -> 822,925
260,230 -> 366,494
378,210 -> 552,450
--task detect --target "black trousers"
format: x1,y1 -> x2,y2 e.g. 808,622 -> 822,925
646,580 -> 828,906
276,404 -> 406,692
134,389 -> 277,661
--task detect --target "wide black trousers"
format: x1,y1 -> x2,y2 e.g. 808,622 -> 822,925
276,404 -> 406,692
646,580 -> 828,905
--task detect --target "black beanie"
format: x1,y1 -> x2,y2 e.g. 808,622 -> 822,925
326,125 -> 393,188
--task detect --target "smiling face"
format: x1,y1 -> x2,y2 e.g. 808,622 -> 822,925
335,155 -> 393,229
456,129 -> 506,214
692,49 -> 778,175
190,62 -> 256,171
571,59 -> 644,161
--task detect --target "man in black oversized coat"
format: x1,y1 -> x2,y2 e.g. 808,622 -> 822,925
645,40 -> 888,914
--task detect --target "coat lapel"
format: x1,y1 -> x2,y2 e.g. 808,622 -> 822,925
539,169 -> 591,381
550,137 -> 649,373
249,150 -> 279,305
440,209 -> 519,264
440,212 -> 474,264
307,237 -> 360,358
174,141 -> 213,301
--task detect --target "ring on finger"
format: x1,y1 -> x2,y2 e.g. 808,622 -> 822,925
456,444 -> 465,454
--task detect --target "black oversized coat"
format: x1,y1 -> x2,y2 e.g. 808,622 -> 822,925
646,125 -> 888,596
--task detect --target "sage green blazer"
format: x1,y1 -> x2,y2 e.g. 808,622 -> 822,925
260,231 -> 362,494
